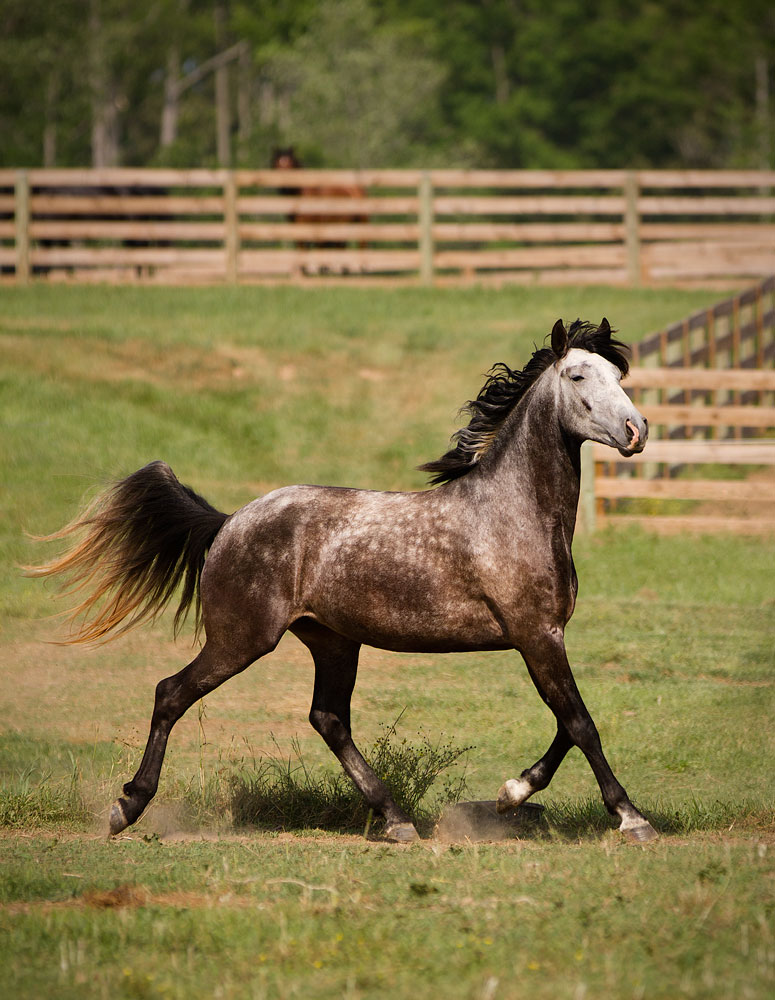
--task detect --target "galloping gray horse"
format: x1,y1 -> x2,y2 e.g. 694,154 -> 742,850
31,318 -> 656,843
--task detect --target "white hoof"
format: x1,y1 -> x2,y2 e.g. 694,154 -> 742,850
618,810 -> 658,843
496,778 -> 533,814
384,821 -> 420,843
620,818 -> 658,843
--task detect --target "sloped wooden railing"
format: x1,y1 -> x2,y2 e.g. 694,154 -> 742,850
579,279 -> 775,535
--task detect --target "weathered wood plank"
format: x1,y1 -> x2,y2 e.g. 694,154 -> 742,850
238,248 -> 421,272
627,368 -> 775,390
592,440 -> 775,464
435,245 -> 626,268
429,169 -> 628,187
238,195 -> 417,215
636,169 -> 775,187
235,169 -> 420,187
28,167 -> 227,186
239,222 -> 418,241
640,223 -> 775,241
639,196 -> 775,214
433,195 -> 626,215
640,404 -> 775,428
31,247 -> 226,266
596,477 -> 774,501
432,222 -> 624,241
30,195 -> 225,215
29,221 -> 226,240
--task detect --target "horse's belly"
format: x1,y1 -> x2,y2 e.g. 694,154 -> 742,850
305,572 -> 509,653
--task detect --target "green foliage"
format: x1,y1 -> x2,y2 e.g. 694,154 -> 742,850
1,0 -> 773,167
262,0 -> 447,167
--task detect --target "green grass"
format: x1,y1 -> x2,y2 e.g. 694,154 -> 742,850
1,283 -> 773,999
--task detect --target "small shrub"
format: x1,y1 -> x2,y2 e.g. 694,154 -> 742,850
225,717 -> 472,836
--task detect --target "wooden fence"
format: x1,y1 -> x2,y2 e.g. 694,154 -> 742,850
2,167 -> 775,285
580,277 -> 775,534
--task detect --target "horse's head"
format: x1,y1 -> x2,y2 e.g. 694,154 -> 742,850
552,318 -> 648,457
271,147 -> 301,169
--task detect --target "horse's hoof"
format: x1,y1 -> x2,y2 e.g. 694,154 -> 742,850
108,799 -> 130,836
384,821 -> 420,843
621,820 -> 658,844
496,778 -> 531,814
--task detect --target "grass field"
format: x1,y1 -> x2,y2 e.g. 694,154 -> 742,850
1,283 -> 774,999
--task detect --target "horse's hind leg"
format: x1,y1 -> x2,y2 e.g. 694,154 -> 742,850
109,640 -> 262,835
292,620 -> 420,843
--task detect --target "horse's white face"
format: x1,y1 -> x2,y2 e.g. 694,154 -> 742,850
554,349 -> 648,456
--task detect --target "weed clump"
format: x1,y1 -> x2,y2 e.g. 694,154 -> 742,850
0,764 -> 90,829
225,717 -> 472,837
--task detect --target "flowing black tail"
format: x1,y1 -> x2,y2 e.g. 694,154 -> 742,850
26,461 -> 229,644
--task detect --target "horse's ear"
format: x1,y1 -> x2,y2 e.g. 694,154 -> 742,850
551,319 -> 568,357
599,317 -> 611,339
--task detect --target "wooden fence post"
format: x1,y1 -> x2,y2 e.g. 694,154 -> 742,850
224,170 -> 239,283
624,170 -> 641,287
14,169 -> 30,284
578,441 -> 597,534
418,171 -> 434,285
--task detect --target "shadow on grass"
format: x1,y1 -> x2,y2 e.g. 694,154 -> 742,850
539,796 -> 775,841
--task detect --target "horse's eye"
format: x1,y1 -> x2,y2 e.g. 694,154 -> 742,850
570,375 -> 584,382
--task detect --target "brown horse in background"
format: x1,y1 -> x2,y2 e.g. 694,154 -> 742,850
270,147 -> 367,269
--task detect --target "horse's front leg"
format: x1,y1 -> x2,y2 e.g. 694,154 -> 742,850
496,722 -> 573,812
292,620 -> 420,843
501,628 -> 657,843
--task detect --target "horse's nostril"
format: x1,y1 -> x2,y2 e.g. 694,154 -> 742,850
625,419 -> 640,446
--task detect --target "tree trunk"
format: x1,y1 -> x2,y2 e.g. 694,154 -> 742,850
43,73 -> 59,167
89,0 -> 120,167
214,2 -> 231,167
755,55 -> 771,171
237,41 -> 252,164
160,44 -> 181,149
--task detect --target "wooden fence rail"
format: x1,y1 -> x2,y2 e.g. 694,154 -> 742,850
2,167 -> 775,285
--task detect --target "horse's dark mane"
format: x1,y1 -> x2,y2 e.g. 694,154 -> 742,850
420,319 -> 630,485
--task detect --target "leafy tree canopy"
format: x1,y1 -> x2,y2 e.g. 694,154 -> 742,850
0,0 -> 772,168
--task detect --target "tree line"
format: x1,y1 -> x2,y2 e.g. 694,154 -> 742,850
1,0 -> 772,170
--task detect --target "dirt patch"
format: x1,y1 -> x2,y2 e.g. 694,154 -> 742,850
3,885 -> 265,915
434,800 -> 545,843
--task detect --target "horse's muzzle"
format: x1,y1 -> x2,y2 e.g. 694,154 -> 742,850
617,417 -> 648,457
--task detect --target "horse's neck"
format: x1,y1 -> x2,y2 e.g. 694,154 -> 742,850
473,377 -> 581,532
